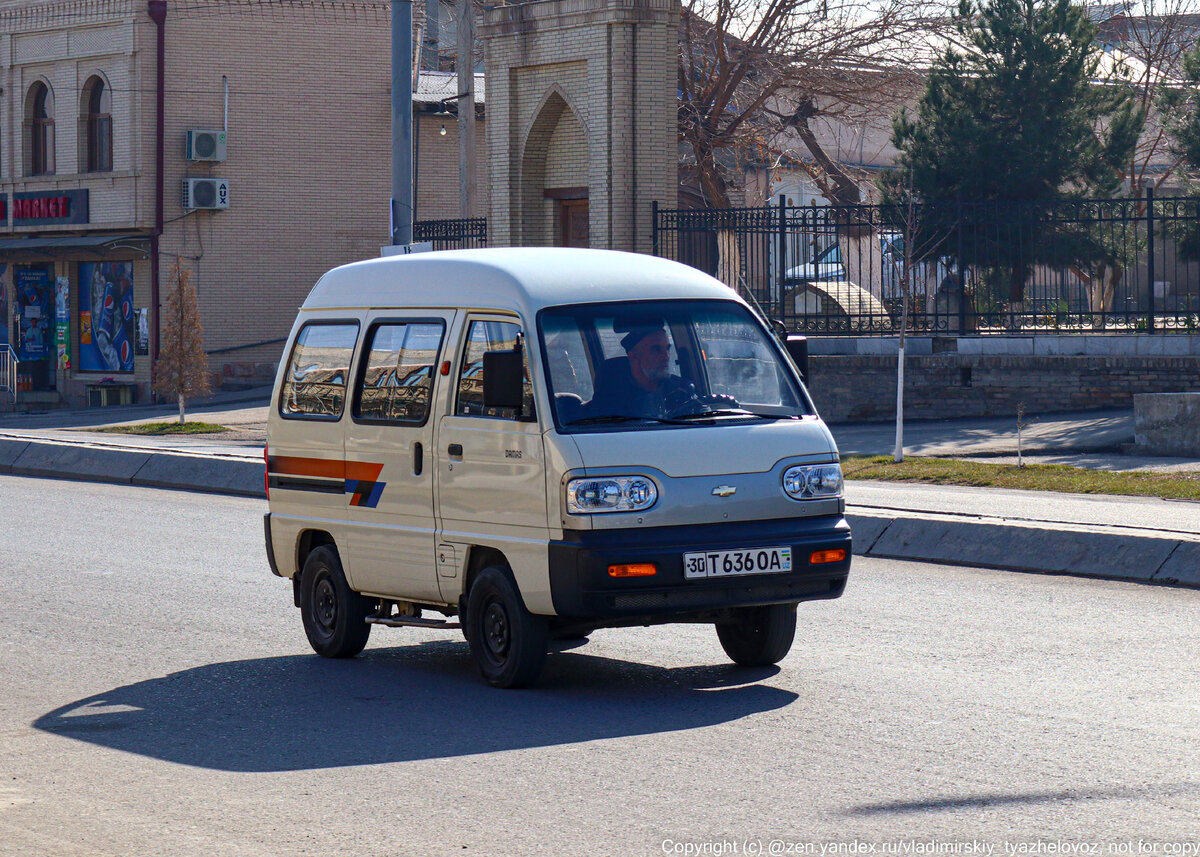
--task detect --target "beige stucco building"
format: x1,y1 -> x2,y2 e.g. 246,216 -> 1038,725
0,0 -> 487,408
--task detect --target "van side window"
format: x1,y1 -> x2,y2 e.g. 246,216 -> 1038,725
354,321 -> 444,423
280,322 -> 359,419
457,320 -> 535,420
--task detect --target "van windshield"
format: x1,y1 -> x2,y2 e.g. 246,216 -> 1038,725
539,300 -> 811,429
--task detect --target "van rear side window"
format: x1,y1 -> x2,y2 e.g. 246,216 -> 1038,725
280,322 -> 360,419
353,321 -> 444,424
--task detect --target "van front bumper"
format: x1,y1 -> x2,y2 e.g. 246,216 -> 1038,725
548,515 -> 850,620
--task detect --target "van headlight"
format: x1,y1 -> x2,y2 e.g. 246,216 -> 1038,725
782,463 -> 843,500
566,476 -> 658,514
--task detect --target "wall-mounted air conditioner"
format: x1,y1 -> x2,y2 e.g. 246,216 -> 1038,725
186,129 -> 227,162
182,178 -> 230,210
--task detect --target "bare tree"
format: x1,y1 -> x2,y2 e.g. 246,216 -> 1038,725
677,0 -> 942,290
1098,0 -> 1200,189
879,171 -> 953,461
154,260 -> 211,425
679,0 -> 936,204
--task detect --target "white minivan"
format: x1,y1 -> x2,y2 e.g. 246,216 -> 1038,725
265,248 -> 851,687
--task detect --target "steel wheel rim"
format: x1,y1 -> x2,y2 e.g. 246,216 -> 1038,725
482,599 -> 511,664
312,575 -> 338,637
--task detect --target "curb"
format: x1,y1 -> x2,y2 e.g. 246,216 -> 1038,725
0,436 -> 263,498
1,436 -> 1196,589
847,511 -> 1200,588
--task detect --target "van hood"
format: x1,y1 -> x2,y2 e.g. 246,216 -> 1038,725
566,417 -> 838,478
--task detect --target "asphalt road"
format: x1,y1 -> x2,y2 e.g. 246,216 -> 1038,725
2,475 -> 1198,856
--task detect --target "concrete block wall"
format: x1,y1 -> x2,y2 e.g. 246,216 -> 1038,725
808,353 -> 1200,423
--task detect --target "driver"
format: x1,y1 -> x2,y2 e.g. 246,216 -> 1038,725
589,320 -> 729,419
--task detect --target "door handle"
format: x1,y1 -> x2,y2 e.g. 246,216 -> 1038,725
413,442 -> 423,476
447,443 -> 463,459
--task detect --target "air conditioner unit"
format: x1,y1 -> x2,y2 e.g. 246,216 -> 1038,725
186,129 -> 227,162
182,178 -> 230,210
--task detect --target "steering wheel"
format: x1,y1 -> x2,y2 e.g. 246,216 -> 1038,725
661,384 -> 740,418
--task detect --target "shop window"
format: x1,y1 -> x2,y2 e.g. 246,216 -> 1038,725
78,262 -> 135,372
25,82 -> 55,176
280,322 -> 360,419
81,76 -> 113,173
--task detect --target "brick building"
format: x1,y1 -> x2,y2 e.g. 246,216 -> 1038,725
0,0 -> 485,407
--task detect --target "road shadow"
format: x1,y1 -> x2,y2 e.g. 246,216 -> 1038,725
849,782 -> 1200,815
33,642 -> 794,772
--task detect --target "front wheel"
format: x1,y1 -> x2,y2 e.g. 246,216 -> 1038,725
465,566 -> 548,688
716,603 -> 797,666
299,545 -> 373,658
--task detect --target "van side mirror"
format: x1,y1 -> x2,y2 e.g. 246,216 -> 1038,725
483,349 -> 525,412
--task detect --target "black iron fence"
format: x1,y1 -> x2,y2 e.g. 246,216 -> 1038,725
414,217 -> 487,250
652,193 -> 1200,335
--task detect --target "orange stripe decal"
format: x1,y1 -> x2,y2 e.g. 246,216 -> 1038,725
345,461 -> 385,482
268,456 -> 383,482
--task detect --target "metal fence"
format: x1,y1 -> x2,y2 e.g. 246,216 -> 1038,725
652,193 -> 1200,335
414,217 -> 488,251
0,344 -> 14,402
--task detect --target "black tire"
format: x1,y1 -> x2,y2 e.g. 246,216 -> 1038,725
716,603 -> 798,666
299,545 -> 373,658
465,566 -> 548,688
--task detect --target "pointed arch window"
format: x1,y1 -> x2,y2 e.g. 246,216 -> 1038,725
26,82 -> 55,176
82,76 -> 113,172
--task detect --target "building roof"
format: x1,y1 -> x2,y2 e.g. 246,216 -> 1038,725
302,248 -> 739,316
414,70 -> 485,105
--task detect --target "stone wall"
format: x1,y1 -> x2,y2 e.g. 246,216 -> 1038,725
482,0 -> 678,251
808,354 -> 1200,423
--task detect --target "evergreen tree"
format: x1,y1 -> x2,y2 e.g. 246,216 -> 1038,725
1163,42 -> 1200,261
154,260 -> 211,424
885,0 -> 1143,302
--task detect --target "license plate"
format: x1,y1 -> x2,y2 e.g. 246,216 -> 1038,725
683,546 -> 792,580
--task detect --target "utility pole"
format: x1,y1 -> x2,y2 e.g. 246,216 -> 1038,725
457,0 -> 477,218
391,0 -> 414,245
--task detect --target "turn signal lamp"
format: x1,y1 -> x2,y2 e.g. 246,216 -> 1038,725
608,563 -> 658,578
810,549 -> 847,565
263,444 -> 270,498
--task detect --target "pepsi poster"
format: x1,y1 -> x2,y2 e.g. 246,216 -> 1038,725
79,262 -> 134,372
16,267 -> 52,361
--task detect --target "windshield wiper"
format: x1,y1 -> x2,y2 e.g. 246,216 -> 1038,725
671,408 -> 772,421
565,414 -> 698,426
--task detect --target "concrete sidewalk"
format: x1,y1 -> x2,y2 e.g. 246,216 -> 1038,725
1,394 -> 1197,590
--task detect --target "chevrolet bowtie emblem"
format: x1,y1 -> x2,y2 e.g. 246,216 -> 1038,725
712,485 -> 737,497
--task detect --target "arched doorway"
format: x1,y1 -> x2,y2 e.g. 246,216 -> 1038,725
520,90 -> 588,247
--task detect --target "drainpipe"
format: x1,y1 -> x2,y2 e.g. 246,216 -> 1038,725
149,1 -> 166,390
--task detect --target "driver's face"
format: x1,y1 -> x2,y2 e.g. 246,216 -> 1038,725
629,329 -> 671,382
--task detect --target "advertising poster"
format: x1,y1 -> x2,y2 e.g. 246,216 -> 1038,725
15,267 -> 52,361
135,308 -> 149,356
55,276 -> 71,371
78,262 -> 134,372
0,264 -> 9,347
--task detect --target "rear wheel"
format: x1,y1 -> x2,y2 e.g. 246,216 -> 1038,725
299,545 -> 373,658
716,603 -> 797,666
466,566 -> 548,688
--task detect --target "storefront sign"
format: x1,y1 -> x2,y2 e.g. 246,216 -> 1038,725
12,189 -> 89,226
55,277 -> 71,371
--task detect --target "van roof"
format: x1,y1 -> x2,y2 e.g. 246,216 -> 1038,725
301,248 -> 742,316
